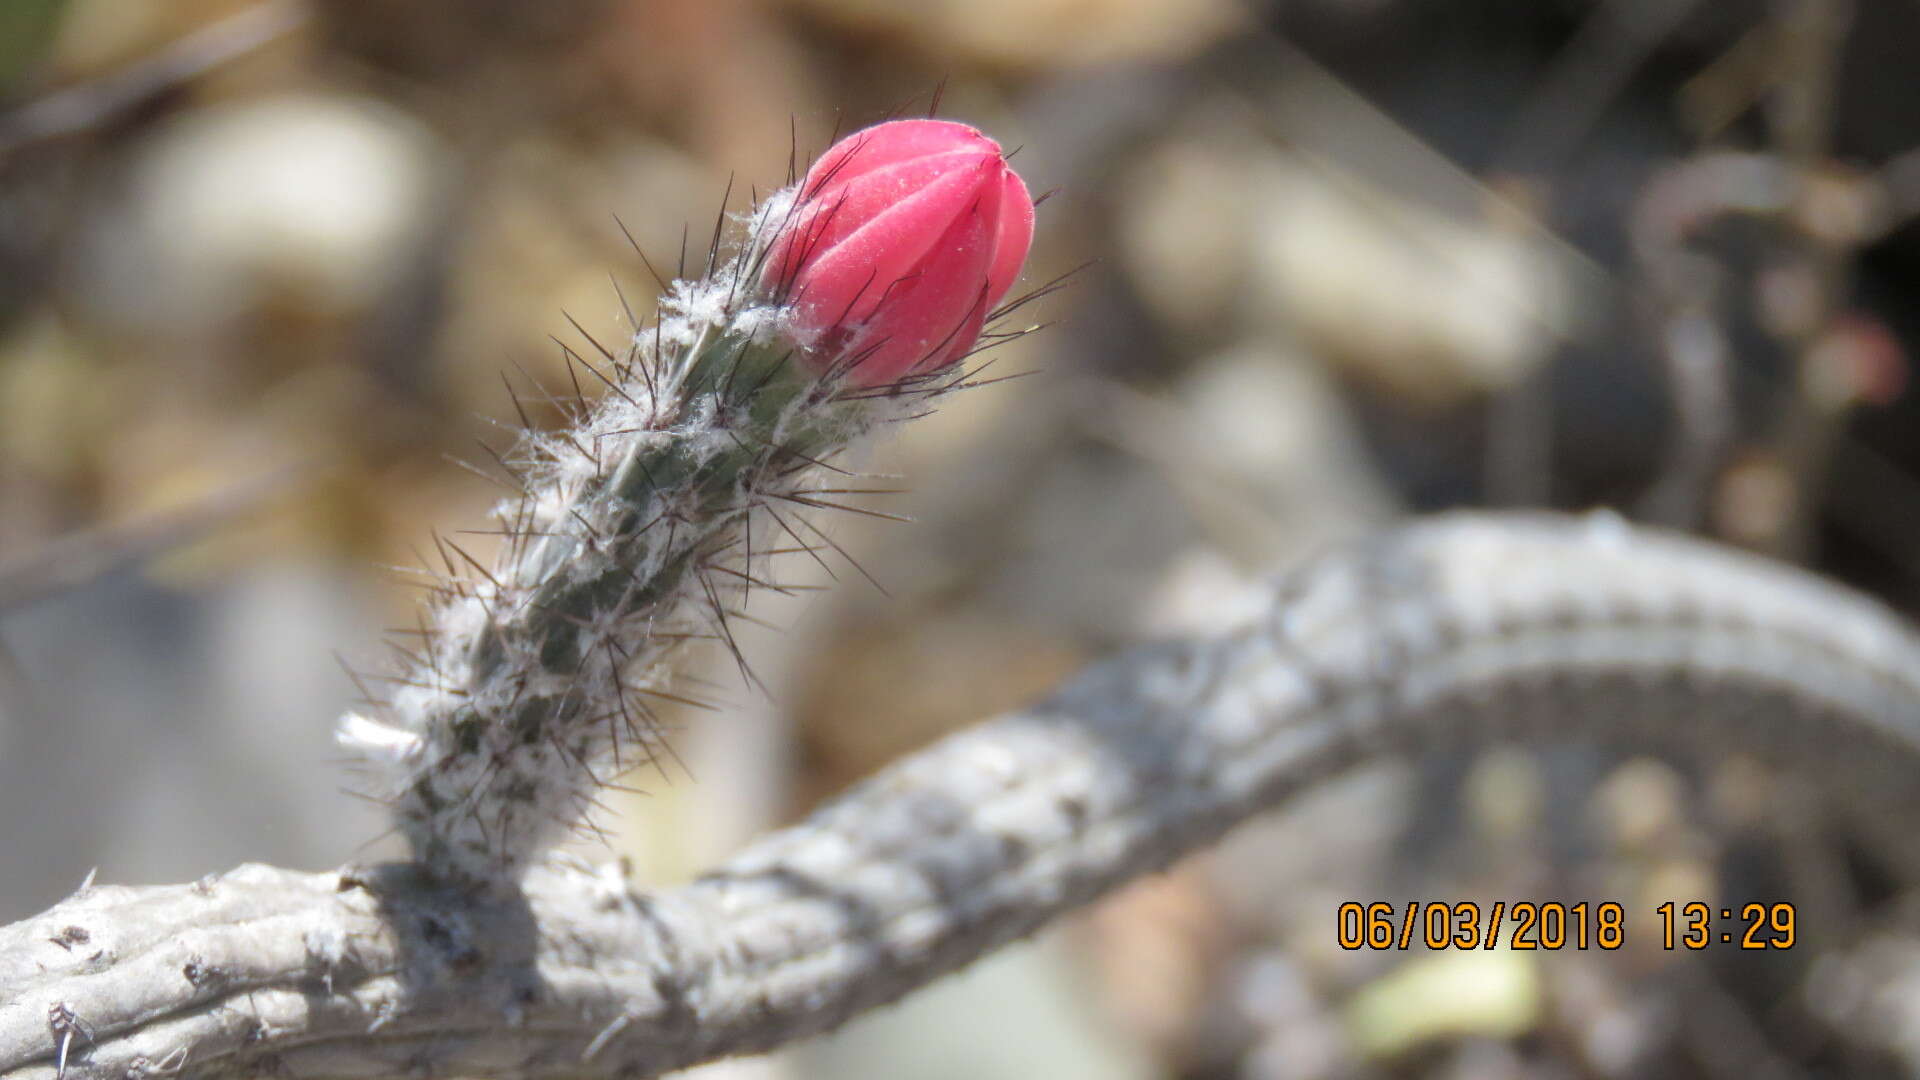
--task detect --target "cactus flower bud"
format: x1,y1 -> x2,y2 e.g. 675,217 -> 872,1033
764,119 -> 1036,386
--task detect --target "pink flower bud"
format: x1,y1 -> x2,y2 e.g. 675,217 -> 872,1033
763,119 -> 1036,386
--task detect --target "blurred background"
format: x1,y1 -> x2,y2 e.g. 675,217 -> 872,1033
4,0 -> 1920,1076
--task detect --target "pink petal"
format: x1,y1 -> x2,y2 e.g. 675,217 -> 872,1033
788,157 -> 998,333
800,119 -> 997,198
985,167 -> 1035,310
838,167 -> 1004,383
766,147 -> 992,294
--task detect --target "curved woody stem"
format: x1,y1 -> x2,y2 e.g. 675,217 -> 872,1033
5,512 -> 1920,1079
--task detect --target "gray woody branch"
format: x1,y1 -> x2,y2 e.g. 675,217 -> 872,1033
6,511 -> 1920,1080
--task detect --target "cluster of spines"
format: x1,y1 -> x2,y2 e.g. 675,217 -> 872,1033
336,169 -> 1066,886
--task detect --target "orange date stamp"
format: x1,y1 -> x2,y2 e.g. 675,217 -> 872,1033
1335,901 -> 1799,951
1337,901 -> 1625,951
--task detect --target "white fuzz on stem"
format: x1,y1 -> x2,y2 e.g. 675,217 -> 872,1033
339,184 -> 1004,884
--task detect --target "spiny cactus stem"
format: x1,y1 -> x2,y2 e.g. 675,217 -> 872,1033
348,157 -> 1030,885
388,306 -> 873,884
